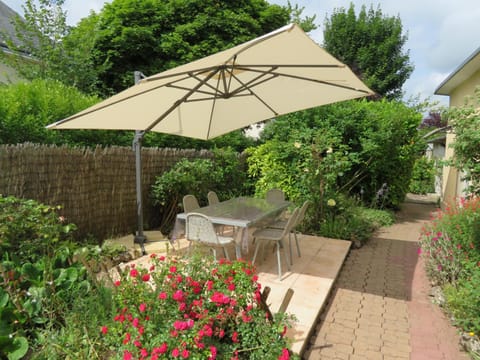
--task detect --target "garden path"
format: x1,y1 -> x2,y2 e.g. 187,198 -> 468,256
304,196 -> 471,360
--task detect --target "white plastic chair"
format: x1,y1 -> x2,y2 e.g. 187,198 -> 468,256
251,207 -> 299,280
185,213 -> 234,260
265,188 -> 285,204
182,194 -> 200,213
207,191 -> 220,205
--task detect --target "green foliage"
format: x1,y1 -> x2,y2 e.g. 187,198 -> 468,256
256,99 -> 423,209
151,149 -> 247,234
444,89 -> 480,196
318,195 -> 394,244
0,195 -> 77,262
0,79 -> 122,146
90,0 -> 291,95
323,3 -> 413,99
99,254 -> 297,359
409,157 -> 436,195
0,196 -> 107,360
0,0 -> 100,96
444,269 -> 480,336
419,197 -> 480,286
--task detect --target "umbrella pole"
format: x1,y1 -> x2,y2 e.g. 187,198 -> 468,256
133,71 -> 147,255
133,130 -> 147,255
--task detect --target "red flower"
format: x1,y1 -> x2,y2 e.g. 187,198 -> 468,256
139,303 -> 147,313
232,331 -> 239,343
101,326 -> 108,335
158,291 -> 167,300
181,349 -> 190,358
142,273 -> 151,282
123,350 -> 133,360
132,317 -> 140,328
173,290 -> 185,302
152,343 -> 168,354
170,266 -> 177,273
140,348 -> 148,358
123,333 -> 131,345
171,348 -> 180,357
278,348 -> 290,360
130,268 -> 139,278
114,280 -> 121,287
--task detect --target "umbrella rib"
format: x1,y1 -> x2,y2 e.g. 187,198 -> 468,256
229,71 -> 279,116
236,66 -> 372,94
144,68 -> 221,133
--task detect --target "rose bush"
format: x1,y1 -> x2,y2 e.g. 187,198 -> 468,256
100,254 -> 297,359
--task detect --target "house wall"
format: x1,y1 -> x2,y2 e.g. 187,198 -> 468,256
442,68 -> 480,207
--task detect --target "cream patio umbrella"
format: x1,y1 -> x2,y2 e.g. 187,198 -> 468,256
47,23 -> 373,253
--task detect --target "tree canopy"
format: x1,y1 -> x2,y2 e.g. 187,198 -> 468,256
323,3 -> 413,100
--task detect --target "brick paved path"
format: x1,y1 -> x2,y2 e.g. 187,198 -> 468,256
304,200 -> 471,360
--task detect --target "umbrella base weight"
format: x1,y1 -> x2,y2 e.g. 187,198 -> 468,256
134,234 -> 147,255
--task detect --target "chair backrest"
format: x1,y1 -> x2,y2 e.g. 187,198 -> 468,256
295,200 -> 311,227
266,188 -> 285,204
183,194 -> 200,213
280,207 -> 299,237
185,213 -> 219,245
207,191 -> 220,206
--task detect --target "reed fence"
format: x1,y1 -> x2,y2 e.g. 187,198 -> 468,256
0,143 -> 212,241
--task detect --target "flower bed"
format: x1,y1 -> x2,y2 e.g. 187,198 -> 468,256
101,254 -> 297,359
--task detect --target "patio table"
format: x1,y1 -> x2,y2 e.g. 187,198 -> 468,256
172,196 -> 291,259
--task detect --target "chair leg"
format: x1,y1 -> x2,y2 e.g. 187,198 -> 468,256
282,239 -> 291,271
288,233 -> 293,265
222,246 -> 230,261
276,242 -> 282,280
294,232 -> 301,257
211,248 -> 217,260
252,240 -> 261,265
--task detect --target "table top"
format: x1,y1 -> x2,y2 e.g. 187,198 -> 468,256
176,196 -> 290,228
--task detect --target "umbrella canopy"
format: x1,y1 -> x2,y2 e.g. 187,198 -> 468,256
47,23 -> 373,253
47,23 -> 373,137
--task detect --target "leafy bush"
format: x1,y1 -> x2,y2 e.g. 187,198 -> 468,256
151,149 -> 248,234
409,157 -> 436,194
419,197 -> 480,336
257,99 -> 423,209
445,89 -> 480,196
419,197 -> 480,286
99,254 -> 297,359
0,195 -> 77,263
444,268 -> 480,335
0,196 -> 96,359
317,195 -> 394,245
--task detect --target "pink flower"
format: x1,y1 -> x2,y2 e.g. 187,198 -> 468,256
152,343 -> 168,354
130,268 -> 139,278
278,348 -> 290,360
123,333 -> 131,345
142,273 -> 151,282
232,331 -> 239,343
181,349 -> 190,358
139,303 -> 147,313
140,348 -> 148,358
173,290 -> 185,302
171,348 -> 180,357
123,350 -> 133,360
114,280 -> 121,287
210,291 -> 230,305
132,317 -> 140,328
417,247 -> 422,255
210,346 -> 217,359
101,326 -> 108,335
170,266 -> 177,273
158,291 -> 167,300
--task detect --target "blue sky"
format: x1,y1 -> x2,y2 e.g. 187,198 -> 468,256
4,0 -> 480,107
